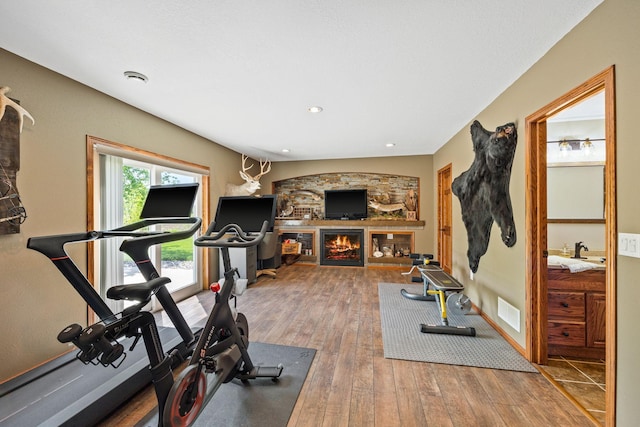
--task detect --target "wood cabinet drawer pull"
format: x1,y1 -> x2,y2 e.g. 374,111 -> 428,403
563,331 -> 570,337
561,302 -> 569,307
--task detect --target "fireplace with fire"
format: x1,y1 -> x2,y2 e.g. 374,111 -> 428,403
320,229 -> 365,267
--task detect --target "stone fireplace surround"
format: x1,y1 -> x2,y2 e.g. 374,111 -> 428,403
272,172 -> 420,221
273,171 -> 424,266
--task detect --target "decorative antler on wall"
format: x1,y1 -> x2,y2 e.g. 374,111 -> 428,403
0,87 -> 35,132
225,154 -> 272,196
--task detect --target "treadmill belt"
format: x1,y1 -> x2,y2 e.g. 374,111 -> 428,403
0,326 -> 182,427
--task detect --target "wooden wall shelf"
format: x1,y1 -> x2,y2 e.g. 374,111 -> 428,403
275,220 -> 423,266
276,219 -> 425,228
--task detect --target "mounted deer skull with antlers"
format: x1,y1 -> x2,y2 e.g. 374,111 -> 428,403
225,154 -> 271,196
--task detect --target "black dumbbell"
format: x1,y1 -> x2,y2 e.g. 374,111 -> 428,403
58,323 -> 100,363
57,323 -> 83,344
78,323 -> 124,366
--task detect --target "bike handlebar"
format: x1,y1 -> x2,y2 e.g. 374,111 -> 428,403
194,221 -> 268,248
27,217 -> 202,259
112,217 -> 202,246
27,231 -> 101,258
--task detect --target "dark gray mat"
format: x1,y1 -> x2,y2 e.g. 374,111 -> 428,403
379,283 -> 537,373
137,342 -> 316,427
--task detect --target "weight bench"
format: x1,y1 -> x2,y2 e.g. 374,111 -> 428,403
401,263 -> 476,337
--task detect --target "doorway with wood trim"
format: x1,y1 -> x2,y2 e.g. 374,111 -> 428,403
437,164 -> 453,274
525,66 -> 616,425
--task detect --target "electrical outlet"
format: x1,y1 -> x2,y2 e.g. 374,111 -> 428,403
619,233 -> 640,258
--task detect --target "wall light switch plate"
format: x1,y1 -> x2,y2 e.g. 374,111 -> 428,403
619,233 -> 640,258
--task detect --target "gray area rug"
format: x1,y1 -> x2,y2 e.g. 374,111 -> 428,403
138,342 -> 316,427
379,283 -> 537,373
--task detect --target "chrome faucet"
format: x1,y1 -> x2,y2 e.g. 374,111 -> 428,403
573,241 -> 588,259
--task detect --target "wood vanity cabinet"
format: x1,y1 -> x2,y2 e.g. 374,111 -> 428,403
547,268 -> 606,359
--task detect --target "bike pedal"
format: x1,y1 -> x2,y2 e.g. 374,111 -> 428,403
241,364 -> 284,380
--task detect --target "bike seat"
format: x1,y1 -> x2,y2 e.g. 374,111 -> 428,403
107,277 -> 172,302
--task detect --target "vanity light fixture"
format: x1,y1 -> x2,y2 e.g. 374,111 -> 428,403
581,138 -> 593,156
558,139 -> 573,157
558,139 -> 572,157
549,138 -> 604,162
124,71 -> 149,83
307,106 -> 323,113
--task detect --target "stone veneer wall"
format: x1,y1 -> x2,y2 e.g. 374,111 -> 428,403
273,172 -> 419,220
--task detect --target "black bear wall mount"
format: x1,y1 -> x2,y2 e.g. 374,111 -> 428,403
452,120 -> 517,273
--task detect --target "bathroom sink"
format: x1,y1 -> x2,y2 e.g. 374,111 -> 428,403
570,255 -> 606,264
581,256 -> 606,264
555,254 -> 606,264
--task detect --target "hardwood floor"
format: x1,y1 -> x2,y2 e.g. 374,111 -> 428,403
100,264 -> 596,426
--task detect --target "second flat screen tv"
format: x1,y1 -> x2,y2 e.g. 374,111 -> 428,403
140,183 -> 200,219
324,189 -> 368,220
213,195 -> 277,232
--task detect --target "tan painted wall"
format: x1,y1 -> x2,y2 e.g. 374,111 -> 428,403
0,49 -> 243,381
433,0 -> 640,423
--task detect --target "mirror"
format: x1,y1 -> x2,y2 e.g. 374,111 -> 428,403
547,165 -> 604,220
547,92 -> 605,222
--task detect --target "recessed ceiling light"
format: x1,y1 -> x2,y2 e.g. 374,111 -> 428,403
307,106 -> 323,113
386,143 -> 396,147
282,148 -> 290,153
124,71 -> 149,83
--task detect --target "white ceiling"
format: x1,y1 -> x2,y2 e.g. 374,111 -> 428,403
548,91 -> 605,123
0,1 -> 602,161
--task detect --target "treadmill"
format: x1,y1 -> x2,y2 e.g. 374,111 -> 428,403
0,183 -> 202,426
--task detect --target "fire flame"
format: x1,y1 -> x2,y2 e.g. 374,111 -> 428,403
328,235 -> 360,250
323,232 -> 363,263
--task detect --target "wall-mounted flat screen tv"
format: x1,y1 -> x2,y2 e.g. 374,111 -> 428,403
140,183 -> 199,218
212,195 -> 277,232
324,189 -> 368,220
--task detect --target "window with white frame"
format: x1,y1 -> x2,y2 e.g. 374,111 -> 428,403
88,137 -> 209,313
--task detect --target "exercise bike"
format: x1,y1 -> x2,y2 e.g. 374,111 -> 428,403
27,215 -> 202,357
27,235 -> 182,425
162,221 -> 284,426
21,182 -> 211,424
